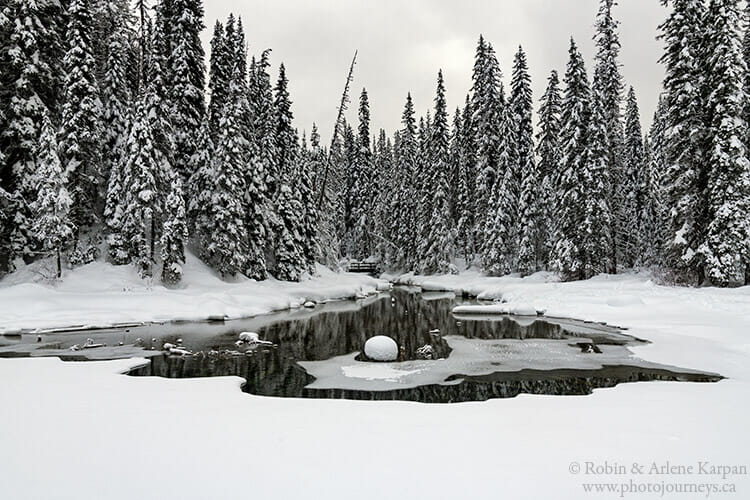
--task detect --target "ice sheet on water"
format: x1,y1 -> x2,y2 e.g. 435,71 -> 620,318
299,334 -> 665,392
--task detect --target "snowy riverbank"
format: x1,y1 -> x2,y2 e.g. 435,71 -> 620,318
1,267 -> 749,499
0,252 -> 388,334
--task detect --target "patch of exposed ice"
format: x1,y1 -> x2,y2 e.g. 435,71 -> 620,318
341,364 -> 422,382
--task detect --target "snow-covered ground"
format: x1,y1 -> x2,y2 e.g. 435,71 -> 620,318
1,266 -> 750,499
0,252 -> 388,333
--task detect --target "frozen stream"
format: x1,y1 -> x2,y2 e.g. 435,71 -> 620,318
0,286 -> 722,402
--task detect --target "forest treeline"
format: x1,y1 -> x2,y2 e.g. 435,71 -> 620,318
1,0 -> 749,287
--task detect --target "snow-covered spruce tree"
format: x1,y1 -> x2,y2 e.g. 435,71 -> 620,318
243,78 -> 270,281
119,97 -> 159,278
2,0 -> 65,164
456,95 -> 476,263
536,69 -> 562,268
2,0 -> 65,263
186,116 -> 215,249
744,2 -> 750,155
622,86 -> 647,267
421,70 -> 455,275
639,135 -> 665,267
141,15 -> 179,270
449,107 -> 464,246
101,9 -> 133,189
342,117 -> 360,257
700,0 -> 750,286
373,129 -> 395,265
593,0 -> 625,273
227,17 -> 250,144
104,111 -> 132,265
207,20 -> 229,140
512,47 -> 540,276
147,10 -> 176,162
297,129 -> 320,272
274,181 -> 308,281
232,17 -> 247,81
584,85 -> 614,278
91,0 -> 134,88
309,123 -> 323,182
415,112 -> 434,270
248,50 -> 278,200
349,87 -> 375,260
551,39 -> 592,281
212,28 -> 266,280
0,107 -> 10,273
391,93 -> 419,270
160,173 -> 188,285
658,0 -> 709,283
167,0 -> 206,180
471,36 -> 503,252
274,63 -> 297,184
101,8 -> 133,266
272,64 -> 311,280
247,52 -> 278,272
340,123 -> 358,256
59,0 -> 103,243
203,76 -> 250,278
638,96 -> 669,267
31,112 -> 74,278
482,100 -> 517,277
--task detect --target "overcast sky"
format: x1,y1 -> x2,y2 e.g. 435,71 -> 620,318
201,0 -> 668,143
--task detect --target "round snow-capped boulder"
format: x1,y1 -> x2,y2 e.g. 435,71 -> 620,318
364,335 -> 399,361
303,301 -> 316,308
510,304 -> 538,316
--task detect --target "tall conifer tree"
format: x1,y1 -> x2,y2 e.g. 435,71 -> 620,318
552,39 -> 592,280
536,70 -> 562,268
59,0 -> 103,245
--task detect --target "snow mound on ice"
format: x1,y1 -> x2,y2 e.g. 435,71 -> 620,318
364,335 -> 399,361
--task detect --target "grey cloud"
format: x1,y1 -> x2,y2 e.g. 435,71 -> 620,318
203,0 -> 668,141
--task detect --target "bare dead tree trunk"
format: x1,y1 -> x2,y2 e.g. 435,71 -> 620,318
316,51 -> 357,209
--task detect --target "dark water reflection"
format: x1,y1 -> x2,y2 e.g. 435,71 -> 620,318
123,287 -> 722,403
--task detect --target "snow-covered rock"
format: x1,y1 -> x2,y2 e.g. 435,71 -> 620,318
510,304 -> 538,316
168,347 -> 193,356
364,336 -> 399,361
237,331 -> 273,346
238,332 -> 260,343
303,301 -> 316,308
416,344 -> 434,360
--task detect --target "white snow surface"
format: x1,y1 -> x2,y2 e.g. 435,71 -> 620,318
0,251 -> 389,333
363,335 -> 399,361
2,268 -> 750,499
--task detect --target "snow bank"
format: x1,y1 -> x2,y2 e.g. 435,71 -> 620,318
0,252 -> 389,333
